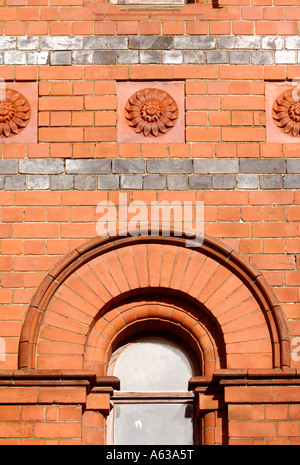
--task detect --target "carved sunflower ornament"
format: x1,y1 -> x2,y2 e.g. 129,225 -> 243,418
272,87 -> 300,137
0,89 -> 31,138
125,88 -> 178,137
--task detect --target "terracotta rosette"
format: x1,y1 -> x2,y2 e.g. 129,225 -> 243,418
125,88 -> 178,138
0,88 -> 31,139
272,87 -> 300,137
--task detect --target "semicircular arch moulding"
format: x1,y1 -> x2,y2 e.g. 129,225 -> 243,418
18,231 -> 290,375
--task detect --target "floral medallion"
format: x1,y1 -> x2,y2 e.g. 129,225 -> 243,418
0,89 -> 31,138
125,88 -> 178,137
272,88 -> 300,137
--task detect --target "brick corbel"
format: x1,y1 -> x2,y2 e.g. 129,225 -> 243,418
86,376 -> 120,415
188,376 -> 225,416
86,390 -> 111,414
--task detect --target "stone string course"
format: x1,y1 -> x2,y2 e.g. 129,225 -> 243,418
1,35 -> 300,65
0,158 -> 299,190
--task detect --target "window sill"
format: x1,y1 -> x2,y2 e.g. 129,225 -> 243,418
112,392 -> 194,402
84,1 -> 209,18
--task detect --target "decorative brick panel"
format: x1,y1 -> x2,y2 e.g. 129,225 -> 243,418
0,82 -> 37,144
266,82 -> 300,144
117,81 -> 185,143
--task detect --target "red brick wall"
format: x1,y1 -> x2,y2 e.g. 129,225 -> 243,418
226,386 -> 300,445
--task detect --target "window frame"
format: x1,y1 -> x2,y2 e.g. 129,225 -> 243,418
107,393 -> 199,446
109,0 -> 191,9
107,336 -> 201,445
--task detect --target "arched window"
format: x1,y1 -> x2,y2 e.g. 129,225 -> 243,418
107,337 -> 200,445
110,0 -> 191,8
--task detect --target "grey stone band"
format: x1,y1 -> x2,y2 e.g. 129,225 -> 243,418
0,35 -> 298,65
0,158 -> 299,190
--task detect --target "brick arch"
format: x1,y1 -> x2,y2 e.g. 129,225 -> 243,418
19,231 -> 290,372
